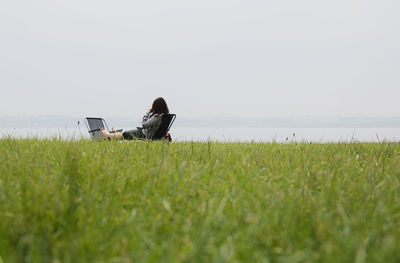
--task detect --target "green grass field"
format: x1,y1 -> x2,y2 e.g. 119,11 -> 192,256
0,138 -> 400,263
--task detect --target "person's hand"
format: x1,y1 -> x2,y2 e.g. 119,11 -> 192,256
146,108 -> 151,113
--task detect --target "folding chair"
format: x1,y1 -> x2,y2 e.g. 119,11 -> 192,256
85,117 -> 122,140
149,114 -> 176,141
137,114 -> 176,141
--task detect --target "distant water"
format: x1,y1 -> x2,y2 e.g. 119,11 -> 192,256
1,127 -> 399,143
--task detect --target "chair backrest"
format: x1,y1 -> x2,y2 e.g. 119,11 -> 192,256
151,114 -> 176,140
85,117 -> 108,140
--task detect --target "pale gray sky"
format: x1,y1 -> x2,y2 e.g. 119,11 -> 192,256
1,0 -> 399,118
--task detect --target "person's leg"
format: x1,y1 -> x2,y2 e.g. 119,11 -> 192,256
122,129 -> 145,140
100,128 -> 123,139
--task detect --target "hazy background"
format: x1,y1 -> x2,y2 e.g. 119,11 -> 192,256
1,0 -> 399,119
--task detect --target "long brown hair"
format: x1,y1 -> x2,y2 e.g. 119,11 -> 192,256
150,97 -> 169,114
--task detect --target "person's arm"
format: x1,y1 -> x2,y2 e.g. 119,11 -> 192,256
142,115 -> 161,129
142,111 -> 151,124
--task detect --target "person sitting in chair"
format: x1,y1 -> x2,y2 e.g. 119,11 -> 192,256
101,97 -> 170,140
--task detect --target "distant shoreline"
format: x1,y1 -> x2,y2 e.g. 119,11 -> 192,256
0,115 -> 399,129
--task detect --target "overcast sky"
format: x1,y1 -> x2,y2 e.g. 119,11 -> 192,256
1,0 -> 399,118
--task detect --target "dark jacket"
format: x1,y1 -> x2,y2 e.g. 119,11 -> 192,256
142,112 -> 162,139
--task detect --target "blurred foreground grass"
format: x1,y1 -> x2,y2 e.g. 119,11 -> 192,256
0,138 -> 400,263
